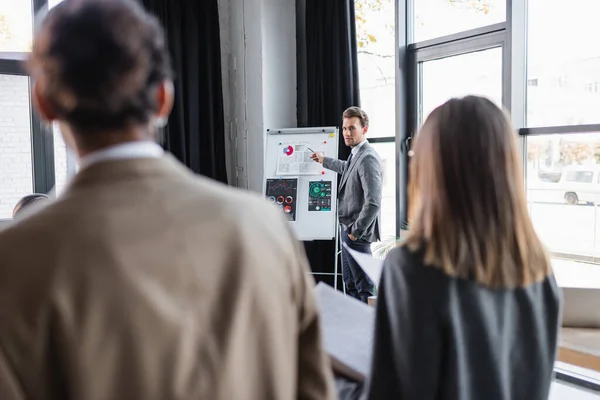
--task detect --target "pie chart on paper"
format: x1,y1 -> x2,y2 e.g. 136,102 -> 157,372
283,145 -> 294,156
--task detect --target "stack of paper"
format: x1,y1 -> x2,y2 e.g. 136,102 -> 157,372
342,243 -> 384,286
313,282 -> 375,382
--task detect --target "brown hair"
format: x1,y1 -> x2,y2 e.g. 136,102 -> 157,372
343,106 -> 369,128
13,193 -> 50,219
27,0 -> 172,134
405,96 -> 551,288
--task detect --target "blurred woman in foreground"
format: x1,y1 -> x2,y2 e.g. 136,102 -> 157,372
365,96 -> 561,399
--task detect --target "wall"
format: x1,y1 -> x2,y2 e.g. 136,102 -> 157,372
0,74 -> 33,220
262,0 -> 297,131
218,0 -> 297,193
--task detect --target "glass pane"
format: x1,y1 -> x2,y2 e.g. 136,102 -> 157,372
53,124 -> 69,195
355,0 -> 395,138
526,133 -> 600,262
370,142 -> 396,254
551,380 -> 600,399
0,0 -> 33,53
527,0 -> 600,127
0,74 -> 33,219
420,47 -> 503,125
49,0 -> 63,9
414,0 -> 506,43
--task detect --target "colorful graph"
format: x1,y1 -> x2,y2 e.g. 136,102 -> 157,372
308,181 -> 332,211
282,145 -> 294,156
265,178 -> 298,221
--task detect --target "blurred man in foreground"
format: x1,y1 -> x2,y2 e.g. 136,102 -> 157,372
0,1 -> 335,399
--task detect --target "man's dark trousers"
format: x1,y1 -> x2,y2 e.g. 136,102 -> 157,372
340,229 -> 375,303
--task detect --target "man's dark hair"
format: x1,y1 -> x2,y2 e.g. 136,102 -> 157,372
342,106 -> 369,128
13,193 -> 50,219
27,0 -> 173,133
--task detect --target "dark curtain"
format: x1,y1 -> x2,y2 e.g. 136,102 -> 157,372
298,0 -> 361,287
139,0 -> 228,183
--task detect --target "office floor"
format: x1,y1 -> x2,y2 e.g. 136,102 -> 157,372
551,382 -> 600,399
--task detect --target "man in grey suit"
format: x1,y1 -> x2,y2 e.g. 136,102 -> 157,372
311,107 -> 382,303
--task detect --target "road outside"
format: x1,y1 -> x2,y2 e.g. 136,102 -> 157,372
529,189 -> 600,262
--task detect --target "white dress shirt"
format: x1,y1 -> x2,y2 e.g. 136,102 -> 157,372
78,141 -> 164,170
351,138 -> 368,156
46,141 -> 164,201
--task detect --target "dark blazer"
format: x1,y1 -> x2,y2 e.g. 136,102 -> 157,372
363,246 -> 561,400
323,142 -> 382,243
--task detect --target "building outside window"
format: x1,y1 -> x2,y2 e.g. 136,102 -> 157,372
355,0 -> 397,250
0,0 -> 72,220
526,0 -> 600,266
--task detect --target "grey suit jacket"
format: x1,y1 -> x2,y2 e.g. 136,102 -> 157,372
323,142 -> 382,243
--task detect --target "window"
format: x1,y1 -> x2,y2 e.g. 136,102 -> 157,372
420,46 -> 503,124
526,133 -> 600,260
527,0 -> 600,127
0,0 -> 66,220
48,0 -> 63,8
356,0 -> 395,139
355,0 -> 398,243
565,171 -> 593,184
0,0 -> 33,53
413,0 -> 506,43
405,0 -> 507,238
370,142 -> 396,241
524,0 -> 600,275
0,74 -> 33,219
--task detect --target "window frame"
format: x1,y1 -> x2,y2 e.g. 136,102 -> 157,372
401,2 -> 511,230
520,124 -> 600,136
404,0 -> 600,266
354,0 -> 401,237
409,28 -> 510,127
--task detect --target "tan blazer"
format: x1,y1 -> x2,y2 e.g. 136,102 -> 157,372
0,156 -> 336,400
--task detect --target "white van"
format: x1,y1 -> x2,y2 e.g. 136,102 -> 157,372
558,165 -> 600,205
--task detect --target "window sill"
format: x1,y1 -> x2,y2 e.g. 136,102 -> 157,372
555,361 -> 600,392
553,258 -> 600,289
